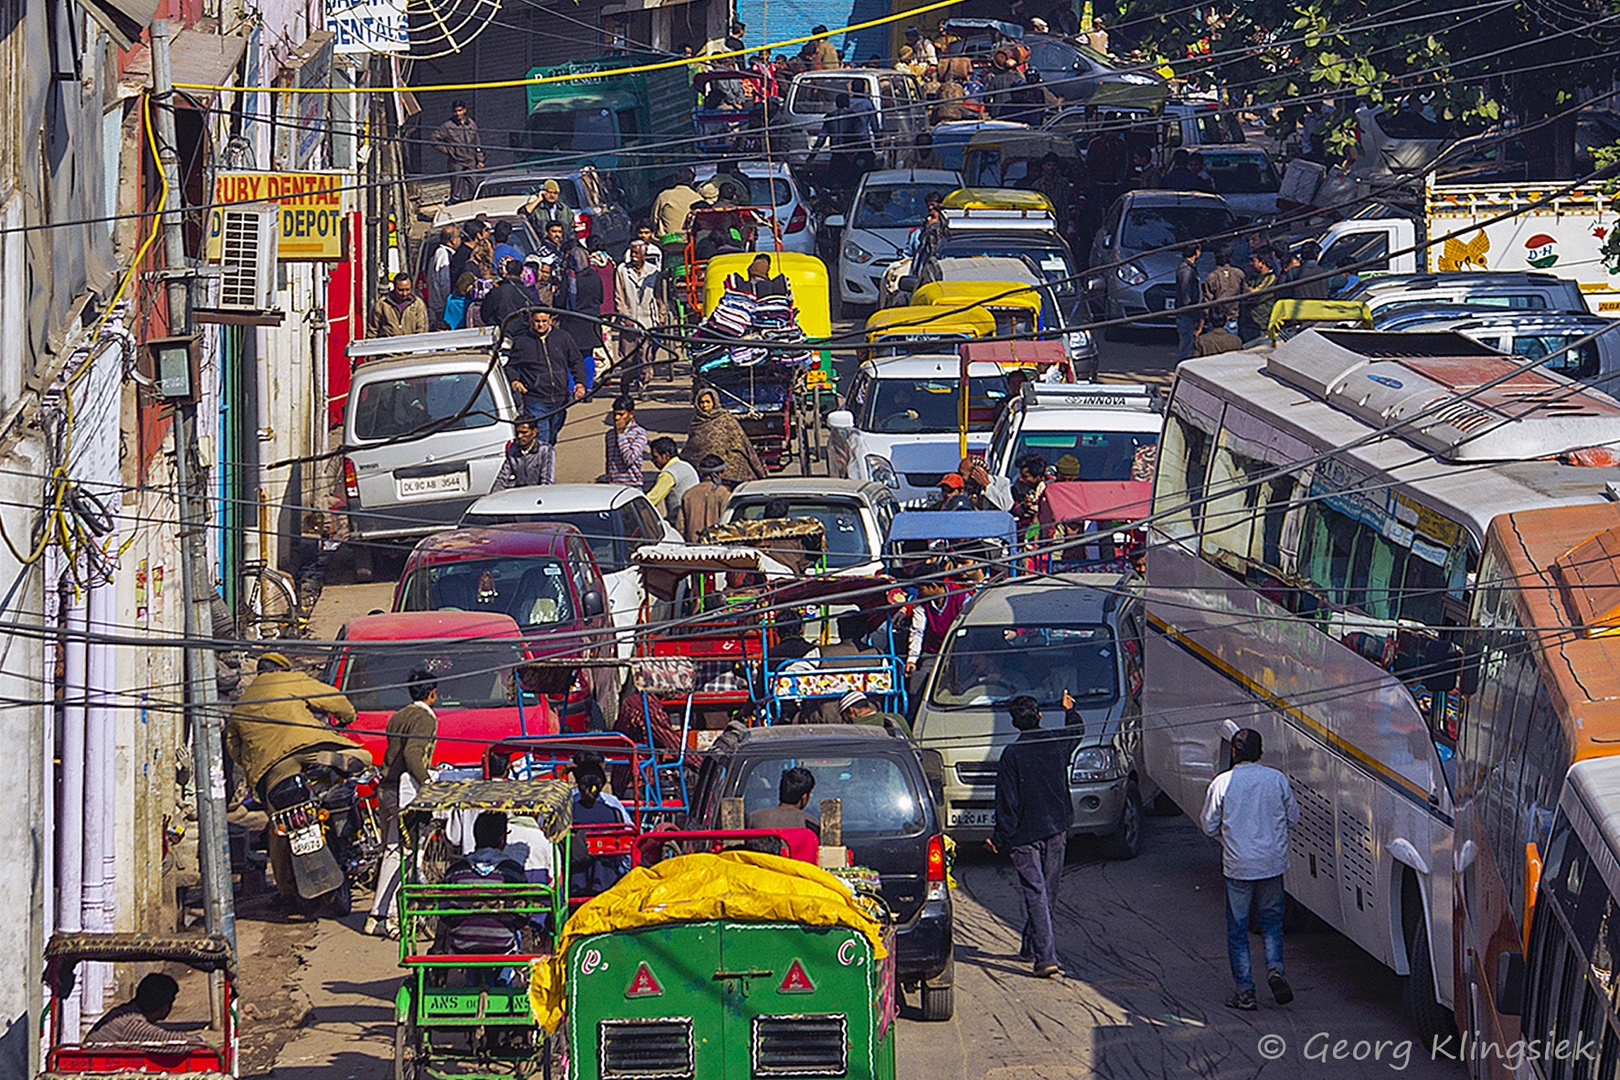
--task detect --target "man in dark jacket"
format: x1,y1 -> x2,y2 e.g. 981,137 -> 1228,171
1175,242 -> 1203,362
985,50 -> 1026,121
989,693 -> 1084,978
481,258 -> 533,332
432,100 -> 484,203
505,310 -> 587,445
492,416 -> 555,490
1287,241 -> 1332,300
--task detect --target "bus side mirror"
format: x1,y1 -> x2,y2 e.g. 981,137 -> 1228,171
1457,634 -> 1482,696
1495,951 -> 1525,1016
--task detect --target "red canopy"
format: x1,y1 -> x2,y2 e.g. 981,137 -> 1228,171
1038,480 -> 1153,526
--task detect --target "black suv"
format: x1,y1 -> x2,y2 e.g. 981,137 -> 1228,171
689,724 -> 956,1020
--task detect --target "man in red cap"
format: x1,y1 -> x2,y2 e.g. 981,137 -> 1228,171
934,472 -> 965,507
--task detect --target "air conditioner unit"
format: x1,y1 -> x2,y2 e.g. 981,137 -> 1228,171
216,204 -> 280,312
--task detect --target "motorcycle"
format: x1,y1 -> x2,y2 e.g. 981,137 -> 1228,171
265,757 -> 384,916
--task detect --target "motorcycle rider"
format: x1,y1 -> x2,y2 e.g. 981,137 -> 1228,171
225,653 -> 368,907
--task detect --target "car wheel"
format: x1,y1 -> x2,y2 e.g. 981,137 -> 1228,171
1098,782 -> 1142,861
920,954 -> 954,1022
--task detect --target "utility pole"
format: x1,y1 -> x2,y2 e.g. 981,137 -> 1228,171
150,19 -> 237,963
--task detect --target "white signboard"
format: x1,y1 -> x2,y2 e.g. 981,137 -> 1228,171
327,0 -> 408,54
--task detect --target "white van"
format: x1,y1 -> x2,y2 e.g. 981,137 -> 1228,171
911,573 -> 1149,858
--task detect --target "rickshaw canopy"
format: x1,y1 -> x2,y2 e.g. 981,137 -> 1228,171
940,187 -> 1054,214
1267,298 -> 1373,342
702,252 -> 832,339
887,509 -> 1016,544
630,542 -> 795,600
404,777 -> 575,841
863,304 -> 995,342
912,280 -> 1044,319
697,517 -> 826,550
958,338 -> 1067,371
942,17 -> 1024,38
1037,480 -> 1153,526
528,850 -> 889,1031
46,933 -> 234,995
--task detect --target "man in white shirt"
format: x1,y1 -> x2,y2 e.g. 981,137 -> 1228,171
1200,728 -> 1299,1011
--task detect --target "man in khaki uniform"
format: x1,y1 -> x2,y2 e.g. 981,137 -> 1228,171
226,653 -> 366,902
368,669 -> 440,936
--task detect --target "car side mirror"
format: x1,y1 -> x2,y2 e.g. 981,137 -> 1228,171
899,275 -> 918,293
825,213 -> 846,228
581,590 -> 606,618
1101,235 -> 1113,247
1495,951 -> 1526,1017
828,409 -> 855,430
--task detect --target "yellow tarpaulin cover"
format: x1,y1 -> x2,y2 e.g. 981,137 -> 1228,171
1267,299 -> 1373,341
528,850 -> 886,1031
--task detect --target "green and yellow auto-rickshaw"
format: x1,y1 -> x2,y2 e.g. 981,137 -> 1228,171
531,849 -> 897,1080
863,304 -> 996,359
394,777 -> 574,1080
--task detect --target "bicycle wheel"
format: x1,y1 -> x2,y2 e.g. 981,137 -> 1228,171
242,567 -> 299,640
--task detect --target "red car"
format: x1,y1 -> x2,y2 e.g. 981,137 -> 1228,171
324,611 -> 557,768
392,523 -> 617,728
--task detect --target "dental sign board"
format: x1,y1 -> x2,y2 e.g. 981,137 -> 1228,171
326,0 -> 409,53
205,172 -> 350,262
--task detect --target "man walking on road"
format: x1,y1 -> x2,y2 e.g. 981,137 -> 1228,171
615,240 -> 661,389
1202,243 -> 1246,331
369,273 -> 428,337
605,395 -> 648,485
653,169 -> 703,237
1175,242 -> 1202,362
645,437 -> 698,529
428,225 -> 461,327
681,454 -> 730,543
431,100 -> 484,203
506,310 -> 587,446
1200,727 -> 1298,1011
989,693 -> 1083,978
480,258 -> 533,332
369,669 -> 439,937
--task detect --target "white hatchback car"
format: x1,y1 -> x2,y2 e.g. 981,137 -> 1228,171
459,484 -> 679,656
984,383 -> 1164,509
827,354 -> 1012,507
692,161 -> 818,255
832,168 -> 961,311
720,478 -> 901,577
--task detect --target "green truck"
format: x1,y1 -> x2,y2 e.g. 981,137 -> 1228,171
522,53 -> 695,214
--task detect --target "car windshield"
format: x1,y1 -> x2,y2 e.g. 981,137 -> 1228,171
937,242 -> 1077,296
478,178 -> 569,200
1199,152 -> 1279,194
728,498 -> 872,569
860,375 -> 1009,433
1120,205 -> 1235,251
457,509 -> 622,571
854,185 -> 942,229
1006,430 -> 1159,480
734,753 -> 926,838
931,623 -> 1118,708
791,79 -> 854,114
352,373 -> 497,441
397,557 -> 575,629
336,642 -> 529,713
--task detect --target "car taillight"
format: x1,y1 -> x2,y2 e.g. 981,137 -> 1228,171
574,211 -> 592,240
786,203 -> 807,234
342,458 -> 359,500
927,834 -> 947,901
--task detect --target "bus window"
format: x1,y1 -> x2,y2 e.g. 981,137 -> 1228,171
1155,410 -> 1216,540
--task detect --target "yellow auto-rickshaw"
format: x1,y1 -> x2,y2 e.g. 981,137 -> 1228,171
862,304 -> 995,359
912,280 -> 1044,338
959,131 -> 1081,190
940,187 -> 1055,216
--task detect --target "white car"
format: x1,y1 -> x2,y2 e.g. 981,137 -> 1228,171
984,383 -> 1164,509
1187,144 -> 1282,222
832,168 -> 961,312
827,354 -> 1012,507
720,478 -> 901,577
692,161 -> 818,255
459,484 -> 679,657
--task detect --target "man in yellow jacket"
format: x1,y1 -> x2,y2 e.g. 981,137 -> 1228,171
226,653 -> 368,902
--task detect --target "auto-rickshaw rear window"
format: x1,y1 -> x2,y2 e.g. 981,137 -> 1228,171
736,754 -> 926,838
989,309 -> 1035,336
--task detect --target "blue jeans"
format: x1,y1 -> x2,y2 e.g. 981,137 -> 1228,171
1009,832 -> 1066,969
520,397 -> 567,445
1175,313 -> 1200,361
1225,875 -> 1285,992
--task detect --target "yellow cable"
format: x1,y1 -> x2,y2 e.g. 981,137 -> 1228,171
176,0 -> 965,95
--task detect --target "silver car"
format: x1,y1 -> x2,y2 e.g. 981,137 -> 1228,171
341,335 -> 518,552
912,573 -> 1148,859
1087,190 -> 1239,329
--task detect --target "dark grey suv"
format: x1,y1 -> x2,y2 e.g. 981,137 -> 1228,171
689,724 -> 956,1020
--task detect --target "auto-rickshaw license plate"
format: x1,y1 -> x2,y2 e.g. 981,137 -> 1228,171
290,824 -> 324,856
